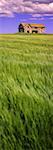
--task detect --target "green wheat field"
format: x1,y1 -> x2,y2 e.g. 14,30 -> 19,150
0,34 -> 53,150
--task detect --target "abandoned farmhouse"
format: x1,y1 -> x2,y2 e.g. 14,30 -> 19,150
18,23 -> 45,34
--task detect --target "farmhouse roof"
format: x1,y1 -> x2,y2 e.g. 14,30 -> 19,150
30,24 -> 45,28
20,23 -> 45,28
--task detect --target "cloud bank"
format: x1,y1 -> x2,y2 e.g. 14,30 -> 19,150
0,0 -> 53,19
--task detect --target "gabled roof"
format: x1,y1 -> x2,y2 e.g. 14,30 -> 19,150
20,23 -> 45,28
21,23 -> 29,27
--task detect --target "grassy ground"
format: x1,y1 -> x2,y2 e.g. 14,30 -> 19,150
0,34 -> 53,150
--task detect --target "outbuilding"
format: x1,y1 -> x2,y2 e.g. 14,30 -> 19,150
18,23 -> 45,34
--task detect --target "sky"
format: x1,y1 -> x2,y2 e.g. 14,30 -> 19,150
0,0 -> 53,34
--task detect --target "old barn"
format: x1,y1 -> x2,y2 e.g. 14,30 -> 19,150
18,23 -> 45,34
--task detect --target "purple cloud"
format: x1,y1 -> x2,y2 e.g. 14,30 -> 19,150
0,0 -> 53,19
24,0 -> 53,4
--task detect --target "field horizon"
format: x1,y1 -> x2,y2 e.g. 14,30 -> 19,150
0,33 -> 53,35
0,34 -> 53,150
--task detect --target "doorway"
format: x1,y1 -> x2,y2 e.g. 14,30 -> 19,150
32,30 -> 38,34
